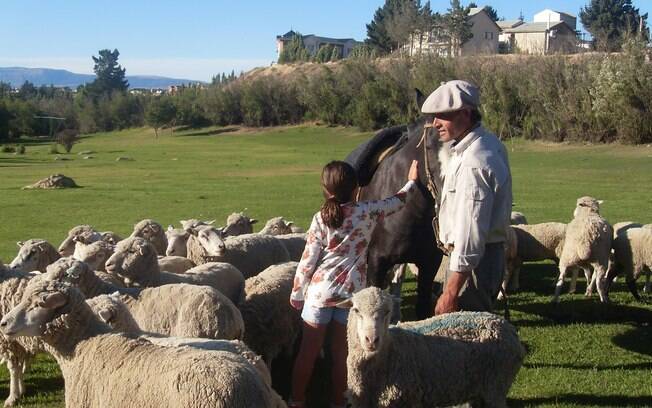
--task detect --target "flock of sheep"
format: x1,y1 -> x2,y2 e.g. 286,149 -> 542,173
1,196 -> 647,407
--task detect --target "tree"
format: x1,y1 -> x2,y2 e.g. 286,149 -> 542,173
446,0 -> 473,56
467,3 -> 499,21
580,0 -> 648,51
366,0 -> 401,54
278,33 -> 310,64
145,97 -> 176,138
18,81 -> 38,99
386,0 -> 421,53
89,49 -> 129,95
330,46 -> 341,61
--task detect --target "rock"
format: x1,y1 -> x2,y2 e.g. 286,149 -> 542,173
23,174 -> 79,189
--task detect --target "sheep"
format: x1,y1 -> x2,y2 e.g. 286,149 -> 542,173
223,212 -> 258,237
58,224 -> 103,256
86,292 -> 270,386
100,231 -> 122,245
510,211 -> 528,225
612,222 -> 643,239
275,233 -> 307,261
9,239 -> 60,273
0,279 -> 285,408
259,216 -> 298,235
240,262 -> 302,367
45,258 -> 244,340
157,255 -> 195,274
0,265 -> 44,406
554,196 -> 613,303
73,240 -> 114,272
165,225 -> 190,256
607,227 -> 652,299
343,287 -> 524,408
106,237 -> 245,305
130,218 -> 167,256
188,231 -> 291,279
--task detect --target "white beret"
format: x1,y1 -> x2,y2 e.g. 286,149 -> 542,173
421,80 -> 480,114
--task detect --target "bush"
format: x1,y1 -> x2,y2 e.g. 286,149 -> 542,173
16,144 -> 25,154
56,129 -> 78,153
1,145 -> 16,153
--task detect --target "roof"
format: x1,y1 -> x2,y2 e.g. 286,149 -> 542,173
536,9 -> 576,19
496,20 -> 524,29
303,34 -> 358,44
467,7 -> 501,31
504,21 -> 573,34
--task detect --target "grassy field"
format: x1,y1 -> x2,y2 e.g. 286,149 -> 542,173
1,125 -> 652,407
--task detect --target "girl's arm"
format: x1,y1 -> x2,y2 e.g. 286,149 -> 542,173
367,160 -> 419,220
290,214 -> 324,308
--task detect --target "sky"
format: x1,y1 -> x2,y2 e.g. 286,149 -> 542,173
1,0 -> 650,82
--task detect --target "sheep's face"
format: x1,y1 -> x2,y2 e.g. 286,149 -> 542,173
58,225 -> 97,256
105,237 -> 156,286
165,226 -> 189,256
180,219 -> 215,232
349,287 -> 392,356
73,230 -> 103,246
574,196 -> 602,217
0,280 -> 69,339
193,225 -> 226,258
101,232 -> 122,245
223,213 -> 257,237
86,293 -> 125,330
45,257 -> 91,286
260,217 -> 292,235
10,239 -> 49,272
74,242 -> 114,271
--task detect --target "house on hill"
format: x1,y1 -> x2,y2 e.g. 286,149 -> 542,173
503,9 -> 578,54
276,30 -> 362,59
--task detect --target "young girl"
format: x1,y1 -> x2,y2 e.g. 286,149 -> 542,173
289,159 -> 419,408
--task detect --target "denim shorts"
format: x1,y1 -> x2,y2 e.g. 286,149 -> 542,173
301,304 -> 350,326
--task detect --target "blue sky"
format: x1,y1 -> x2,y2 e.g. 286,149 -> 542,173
1,0 -> 650,81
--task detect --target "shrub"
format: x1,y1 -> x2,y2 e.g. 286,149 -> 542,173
56,129 -> 78,153
1,145 -> 16,153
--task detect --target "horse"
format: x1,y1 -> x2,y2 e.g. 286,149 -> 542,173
346,91 -> 450,319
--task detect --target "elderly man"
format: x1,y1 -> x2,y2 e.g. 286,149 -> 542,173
422,80 -> 512,314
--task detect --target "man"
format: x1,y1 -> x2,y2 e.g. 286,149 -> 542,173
421,80 -> 512,314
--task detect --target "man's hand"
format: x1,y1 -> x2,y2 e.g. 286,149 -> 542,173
435,291 -> 458,315
434,269 -> 470,315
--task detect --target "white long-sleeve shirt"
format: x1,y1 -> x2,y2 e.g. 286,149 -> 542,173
438,125 -> 512,272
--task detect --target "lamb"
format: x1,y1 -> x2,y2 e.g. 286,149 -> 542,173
259,216 -> 301,235
343,287 -> 524,407
223,212 -> 258,237
86,292 -> 270,386
510,211 -> 528,225
157,255 -> 195,274
240,262 -> 302,367
9,239 -> 60,273
130,219 -> 167,256
607,227 -> 652,299
45,258 -> 244,340
58,224 -> 102,256
106,237 -> 245,305
275,233 -> 307,261
554,196 -> 613,303
0,279 -> 285,408
165,225 -> 190,256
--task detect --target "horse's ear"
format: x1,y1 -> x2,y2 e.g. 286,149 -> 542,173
415,88 -> 426,111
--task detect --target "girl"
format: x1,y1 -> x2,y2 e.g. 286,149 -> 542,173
289,159 -> 419,408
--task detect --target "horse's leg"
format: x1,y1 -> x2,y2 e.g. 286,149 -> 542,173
415,250 -> 443,319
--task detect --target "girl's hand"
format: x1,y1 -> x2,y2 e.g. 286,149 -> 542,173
290,298 -> 304,311
408,160 -> 419,182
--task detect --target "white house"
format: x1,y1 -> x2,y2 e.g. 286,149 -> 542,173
533,9 -> 577,31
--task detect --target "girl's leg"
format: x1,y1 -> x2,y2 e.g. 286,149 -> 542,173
330,321 -> 348,407
290,320 -> 328,406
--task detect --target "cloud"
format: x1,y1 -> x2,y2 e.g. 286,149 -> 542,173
0,57 -> 272,81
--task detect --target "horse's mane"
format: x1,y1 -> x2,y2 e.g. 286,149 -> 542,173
345,125 -> 410,187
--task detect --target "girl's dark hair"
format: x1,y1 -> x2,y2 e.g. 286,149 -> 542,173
320,161 -> 358,228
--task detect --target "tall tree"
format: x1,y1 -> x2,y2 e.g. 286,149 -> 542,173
278,33 -> 310,64
366,0 -> 400,54
446,0 -> 473,56
90,49 -> 129,95
580,0 -> 648,51
386,0 -> 421,53
145,97 -> 176,138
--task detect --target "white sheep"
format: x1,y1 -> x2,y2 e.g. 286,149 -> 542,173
100,231 -> 122,245
86,292 -> 270,386
343,287 -> 524,408
240,262 -> 302,367
130,218 -> 167,256
0,279 -> 285,408
275,233 -> 307,261
157,255 -> 195,274
9,239 -> 60,273
73,240 -> 114,272
45,258 -> 244,340
608,227 -> 652,298
165,225 -> 190,257
106,237 -> 245,305
185,224 -> 227,265
259,216 -> 300,235
58,224 -> 102,256
223,212 -> 258,237
510,211 -> 528,225
554,197 -> 613,303
612,221 -> 643,239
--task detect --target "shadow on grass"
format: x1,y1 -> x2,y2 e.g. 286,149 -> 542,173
523,361 -> 652,370
510,394 -> 652,407
176,127 -> 239,137
612,325 -> 652,356
0,375 -> 64,402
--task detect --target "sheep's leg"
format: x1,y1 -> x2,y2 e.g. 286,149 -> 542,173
586,268 -> 597,297
4,359 -> 21,407
509,262 -> 521,292
644,272 -> 651,294
569,267 -> 579,294
593,263 -> 610,303
553,265 -> 569,303
388,264 -> 405,299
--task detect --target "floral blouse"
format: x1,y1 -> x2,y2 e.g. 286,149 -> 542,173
290,180 -> 417,308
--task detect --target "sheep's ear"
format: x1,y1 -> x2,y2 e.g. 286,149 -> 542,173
207,220 -> 216,225
597,200 -> 604,205
16,241 -> 24,248
97,307 -> 115,324
38,292 -> 67,309
137,244 -> 149,256
250,219 -> 258,225
150,224 -> 161,233
167,225 -> 174,232
287,221 -> 295,226
335,298 -> 353,309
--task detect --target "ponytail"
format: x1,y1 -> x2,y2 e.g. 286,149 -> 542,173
321,197 -> 345,229
320,161 -> 357,229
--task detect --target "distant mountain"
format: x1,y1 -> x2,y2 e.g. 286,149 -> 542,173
0,67 -> 204,89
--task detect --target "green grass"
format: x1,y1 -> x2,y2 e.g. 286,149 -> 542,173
1,126 -> 652,407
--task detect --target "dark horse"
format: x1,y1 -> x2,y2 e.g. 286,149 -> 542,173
346,92 -> 449,319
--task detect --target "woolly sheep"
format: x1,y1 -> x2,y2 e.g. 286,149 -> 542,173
0,279 -> 285,408
165,225 -> 189,257
157,255 -> 195,274
259,216 -> 299,235
554,197 -> 613,303
612,222 -> 643,239
343,287 -> 524,408
45,258 -> 244,340
130,219 -> 167,256
607,227 -> 652,299
275,233 -> 307,261
510,211 -> 528,225
9,239 -> 60,273
106,237 -> 245,305
223,212 -> 258,237
185,224 -> 227,265
100,231 -> 122,245
86,293 -> 270,386
58,224 -> 102,256
240,262 -> 302,367
73,240 -> 114,272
